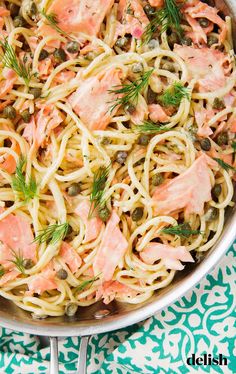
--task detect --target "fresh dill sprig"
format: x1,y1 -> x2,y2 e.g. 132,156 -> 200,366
142,0 -> 183,45
89,165 -> 110,218
162,224 -> 201,238
41,8 -> 70,38
231,141 -> 236,152
160,82 -> 190,107
213,158 -> 236,172
0,265 -> 5,278
33,223 -> 69,245
10,250 -> 26,274
12,157 -> 37,202
135,120 -> 168,133
74,274 -> 100,294
0,39 -> 32,86
108,69 -> 154,113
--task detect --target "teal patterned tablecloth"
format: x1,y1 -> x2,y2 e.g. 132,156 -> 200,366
0,244 -> 235,374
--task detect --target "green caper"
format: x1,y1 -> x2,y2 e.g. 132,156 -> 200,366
132,62 -> 144,73
124,103 -> 136,114
207,35 -> 218,47
131,207 -> 144,222
212,98 -> 225,110
101,137 -> 110,145
138,134 -> 149,146
56,268 -> 68,280
9,3 -> 20,17
116,151 -> 128,164
205,207 -> 218,221
152,173 -> 164,186
181,222 -> 192,237
66,41 -> 79,53
3,106 -> 16,119
115,37 -> 128,48
144,4 -> 155,17
13,15 -> 26,27
65,302 -> 78,317
0,265 -> 5,277
200,138 -> 211,151
182,36 -> 192,46
38,49 -> 49,61
22,259 -> 34,269
216,132 -> 228,146
84,51 -> 96,61
162,62 -> 175,72
53,48 -> 67,63
168,32 -> 179,48
147,87 -> 157,104
29,87 -> 42,99
198,17 -> 210,28
25,1 -> 37,17
212,184 -> 222,199
148,39 -> 159,49
98,206 -> 111,222
67,183 -> 81,196
21,109 -> 31,123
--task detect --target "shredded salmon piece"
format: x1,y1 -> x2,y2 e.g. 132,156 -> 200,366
96,280 -> 137,304
75,200 -> 103,242
28,262 -> 57,295
59,241 -> 82,273
148,104 -> 169,123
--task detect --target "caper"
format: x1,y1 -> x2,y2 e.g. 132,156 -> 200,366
65,302 -> 78,317
198,18 -> 210,28
84,51 -> 96,61
205,207 -> 218,221
207,35 -> 218,47
98,206 -> 111,222
53,48 -> 67,63
124,103 -> 136,114
147,87 -> 157,104
200,138 -> 211,151
21,109 -> 31,123
0,265 -> 5,277
115,37 -> 128,48
3,106 -> 16,119
212,98 -> 225,110
138,134 -> 149,146
38,49 -> 49,61
9,3 -> 20,18
101,137 -> 110,145
148,39 -> 159,50
152,173 -> 164,186
144,4 -> 155,17
116,151 -> 128,164
182,36 -> 192,46
216,132 -> 228,146
66,41 -> 79,53
13,15 -> 26,27
25,1 -> 37,17
181,222 -> 192,238
22,259 -> 34,269
212,184 -> 222,199
131,207 -> 144,222
131,62 -> 143,73
162,62 -> 175,72
67,183 -> 81,196
29,87 -> 42,99
168,32 -> 179,48
56,268 -> 68,280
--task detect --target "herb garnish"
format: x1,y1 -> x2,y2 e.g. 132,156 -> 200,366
213,158 -> 236,172
41,8 -> 70,38
160,82 -> 190,107
12,157 -> 37,202
89,165 -> 110,218
10,250 -> 26,274
108,69 -> 154,113
142,0 -> 183,45
33,223 -> 69,245
0,39 -> 33,86
74,275 -> 100,294
162,224 -> 201,238
0,265 -> 5,278
135,120 -> 168,133
231,141 -> 236,152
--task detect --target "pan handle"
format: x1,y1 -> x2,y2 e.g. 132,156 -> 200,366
49,337 -> 59,374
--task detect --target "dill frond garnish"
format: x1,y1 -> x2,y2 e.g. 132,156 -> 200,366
33,223 -> 69,245
10,250 -> 26,274
135,120 -> 168,133
160,82 -> 190,107
142,0 -> 183,45
74,274 -> 100,294
213,158 -> 236,172
0,265 -> 5,278
108,69 -> 154,113
41,8 -> 70,38
12,157 -> 37,202
0,39 -> 32,86
89,165 -> 110,218
162,224 -> 201,238
231,141 -> 236,152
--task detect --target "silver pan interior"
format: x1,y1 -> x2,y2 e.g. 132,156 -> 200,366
0,0 -> 235,338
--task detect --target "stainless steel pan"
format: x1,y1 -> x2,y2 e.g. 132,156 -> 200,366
0,1 -> 235,373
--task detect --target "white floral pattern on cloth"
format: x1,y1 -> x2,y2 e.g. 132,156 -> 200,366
0,245 -> 235,374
